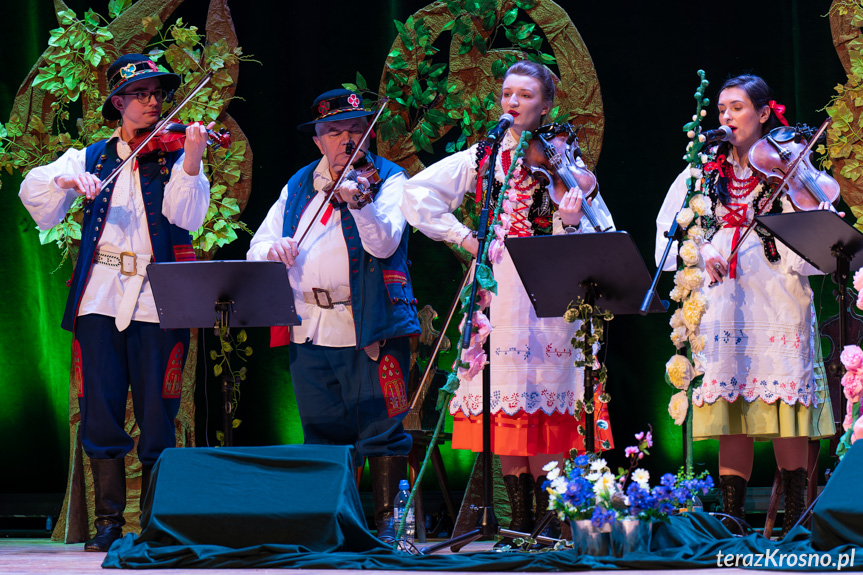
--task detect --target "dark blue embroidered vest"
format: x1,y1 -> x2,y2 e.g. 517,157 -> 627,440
282,153 -> 420,349
61,139 -> 197,332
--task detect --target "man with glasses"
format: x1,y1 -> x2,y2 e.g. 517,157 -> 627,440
18,54 -> 212,552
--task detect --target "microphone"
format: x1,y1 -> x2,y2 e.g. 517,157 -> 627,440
700,125 -> 732,144
487,113 -> 514,141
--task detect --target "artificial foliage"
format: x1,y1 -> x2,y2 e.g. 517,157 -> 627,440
210,327 -> 252,444
826,1 -> 863,227
563,297 -> 612,436
346,0 -> 603,178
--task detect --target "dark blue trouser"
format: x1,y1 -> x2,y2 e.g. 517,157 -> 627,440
288,338 -> 412,463
74,314 -> 189,465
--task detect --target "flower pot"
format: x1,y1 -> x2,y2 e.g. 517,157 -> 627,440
572,519 -> 610,556
610,518 -> 652,557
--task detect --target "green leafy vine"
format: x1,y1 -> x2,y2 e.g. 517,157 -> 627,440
344,0 -> 565,157
563,298 -> 613,431
824,1 -> 863,228
211,327 -> 253,444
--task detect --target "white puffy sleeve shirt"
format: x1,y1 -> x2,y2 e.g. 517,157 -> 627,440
19,131 -> 210,323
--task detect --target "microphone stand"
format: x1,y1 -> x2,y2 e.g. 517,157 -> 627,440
421,132 -> 563,554
640,198 -> 685,315
427,136 -> 501,553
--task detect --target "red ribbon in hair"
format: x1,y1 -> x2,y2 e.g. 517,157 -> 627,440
768,100 -> 789,126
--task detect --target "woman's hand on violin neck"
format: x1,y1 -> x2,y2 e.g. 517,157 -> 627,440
268,237 -> 299,269
558,187 -> 585,227
701,242 -> 728,284
181,122 -> 215,175
56,172 -> 101,201
818,201 -> 846,218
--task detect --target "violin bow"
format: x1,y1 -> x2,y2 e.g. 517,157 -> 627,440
723,116 -> 832,264
294,97 -> 390,248
408,263 -> 473,413
97,69 -> 215,191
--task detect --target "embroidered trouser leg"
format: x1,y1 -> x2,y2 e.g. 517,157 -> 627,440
288,338 -> 412,462
75,314 -> 188,466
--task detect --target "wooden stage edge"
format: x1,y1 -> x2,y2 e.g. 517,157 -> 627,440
0,538 -> 753,575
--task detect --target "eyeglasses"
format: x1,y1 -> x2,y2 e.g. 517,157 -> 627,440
118,89 -> 168,104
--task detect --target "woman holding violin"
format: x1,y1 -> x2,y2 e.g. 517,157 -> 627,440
402,60 -> 615,541
655,74 -> 836,537
18,54 -> 212,552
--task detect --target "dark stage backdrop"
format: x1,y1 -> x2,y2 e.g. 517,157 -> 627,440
0,0 -> 847,498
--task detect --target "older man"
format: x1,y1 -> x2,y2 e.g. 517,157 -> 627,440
247,89 -> 419,539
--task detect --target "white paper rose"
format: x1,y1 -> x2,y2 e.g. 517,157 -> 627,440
689,194 -> 709,216
676,207 -> 695,228
679,240 -> 700,267
670,285 -> 690,303
668,390 -> 689,425
666,355 -> 693,390
687,225 -> 705,244
671,325 -> 688,349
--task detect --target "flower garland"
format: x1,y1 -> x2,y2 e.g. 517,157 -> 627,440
564,298 -> 613,431
402,132 -> 532,547
438,131 -> 533,405
664,71 -> 713,474
836,270 -> 863,459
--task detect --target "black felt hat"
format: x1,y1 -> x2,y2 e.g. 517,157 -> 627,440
101,54 -> 181,121
297,89 -> 374,133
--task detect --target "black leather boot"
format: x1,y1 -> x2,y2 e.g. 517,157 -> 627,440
534,474 -> 561,540
495,473 -> 535,547
779,467 -> 808,538
84,458 -> 126,552
368,456 -> 407,540
718,474 -> 747,535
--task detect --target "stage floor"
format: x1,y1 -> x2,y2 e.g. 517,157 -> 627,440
0,538 -> 758,574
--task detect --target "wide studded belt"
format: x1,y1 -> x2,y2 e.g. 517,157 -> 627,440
302,286 -> 351,309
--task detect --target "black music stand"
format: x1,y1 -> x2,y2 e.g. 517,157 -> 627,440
507,231 -> 667,445
506,231 -> 666,540
755,210 -> 863,530
756,211 -> 863,352
148,260 -> 299,445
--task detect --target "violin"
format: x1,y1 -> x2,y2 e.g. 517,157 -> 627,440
716,117 -> 834,273
748,124 -> 840,211
523,123 -> 609,232
294,98 -> 390,247
130,121 -> 231,156
326,143 -> 381,208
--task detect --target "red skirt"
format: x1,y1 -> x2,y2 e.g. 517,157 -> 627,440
451,390 -> 613,456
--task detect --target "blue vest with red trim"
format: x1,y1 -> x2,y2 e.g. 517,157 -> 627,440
61,139 -> 197,332
281,153 -> 420,349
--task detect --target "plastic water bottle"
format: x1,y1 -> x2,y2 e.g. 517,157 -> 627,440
393,479 -> 415,546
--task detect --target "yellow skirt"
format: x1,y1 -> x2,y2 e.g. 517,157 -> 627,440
694,344 -> 836,441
